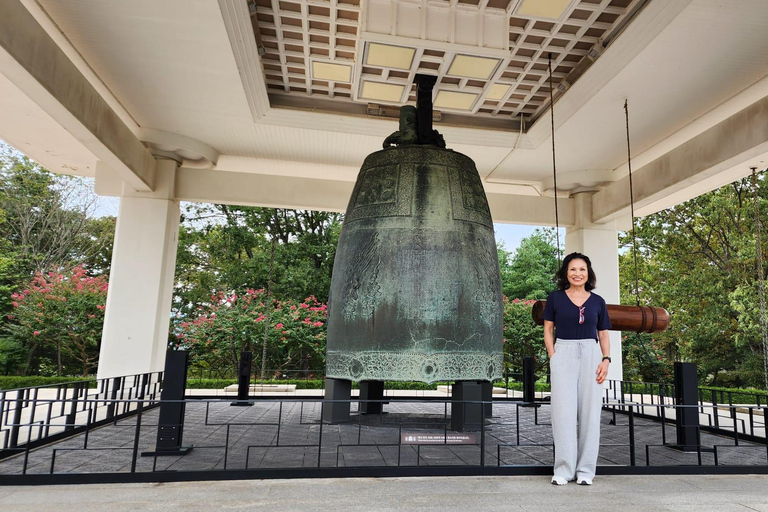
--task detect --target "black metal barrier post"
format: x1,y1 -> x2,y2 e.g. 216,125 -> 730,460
674,361 -> 701,451
65,382 -> 83,431
142,350 -> 193,457
106,377 -> 120,419
9,390 -> 23,448
521,357 -> 540,408
231,351 -> 253,407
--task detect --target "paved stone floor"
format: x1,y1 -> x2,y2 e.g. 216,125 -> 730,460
1,474 -> 768,511
1,398 -> 765,477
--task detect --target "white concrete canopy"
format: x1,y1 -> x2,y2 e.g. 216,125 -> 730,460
3,0 -> 768,219
0,0 -> 157,191
3,0 -> 768,378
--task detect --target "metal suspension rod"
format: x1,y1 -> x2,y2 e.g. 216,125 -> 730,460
625,100 -> 641,306
625,100 -> 664,383
548,53 -> 561,264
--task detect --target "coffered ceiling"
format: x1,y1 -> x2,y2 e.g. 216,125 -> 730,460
258,0 -> 644,125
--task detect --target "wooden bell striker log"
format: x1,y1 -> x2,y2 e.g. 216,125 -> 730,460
531,301 -> 669,333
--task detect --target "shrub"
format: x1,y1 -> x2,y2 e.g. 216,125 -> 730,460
698,386 -> 767,405
0,375 -> 95,390
176,290 -> 327,376
6,266 -> 107,376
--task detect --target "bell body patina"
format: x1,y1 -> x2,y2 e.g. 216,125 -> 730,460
325,145 -> 503,384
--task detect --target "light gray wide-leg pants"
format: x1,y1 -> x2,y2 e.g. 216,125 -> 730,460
550,338 -> 604,481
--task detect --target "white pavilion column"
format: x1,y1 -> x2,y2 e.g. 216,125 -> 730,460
97,159 -> 180,379
564,192 -> 623,381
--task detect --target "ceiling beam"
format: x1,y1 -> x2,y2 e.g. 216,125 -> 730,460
174,168 -> 354,213
0,0 -> 156,191
488,193 -> 573,227
169,167 -> 573,226
218,0 -> 270,120
592,94 -> 768,223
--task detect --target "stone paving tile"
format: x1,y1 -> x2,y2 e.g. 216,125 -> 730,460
1,398 -> 766,476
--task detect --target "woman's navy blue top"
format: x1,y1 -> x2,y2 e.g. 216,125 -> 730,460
542,289 -> 611,341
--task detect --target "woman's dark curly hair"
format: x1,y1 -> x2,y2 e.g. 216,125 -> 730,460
555,252 -> 597,291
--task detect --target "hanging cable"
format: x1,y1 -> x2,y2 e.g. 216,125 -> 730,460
548,53 -> 561,264
486,114 -> 526,181
750,167 -> 768,392
624,99 -> 665,384
624,100 -> 641,306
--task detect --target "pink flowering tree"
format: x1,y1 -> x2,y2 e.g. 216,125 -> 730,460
175,289 -> 327,377
7,266 -> 108,376
503,296 -> 546,377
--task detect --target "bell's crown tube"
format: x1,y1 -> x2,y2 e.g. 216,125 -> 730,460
325,146 -> 503,383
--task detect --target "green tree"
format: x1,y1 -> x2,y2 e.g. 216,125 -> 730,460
0,209 -> 19,317
497,242 -> 513,296
620,171 -> 768,388
7,266 -> 107,376
176,289 -> 327,376
0,142 -> 115,375
174,204 -> 341,318
0,151 -> 108,277
79,216 -> 116,275
502,297 -> 546,376
503,228 -> 559,300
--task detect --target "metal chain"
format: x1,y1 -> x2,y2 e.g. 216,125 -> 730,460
750,168 -> 768,392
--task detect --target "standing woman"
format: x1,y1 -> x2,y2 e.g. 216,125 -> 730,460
543,252 -> 611,486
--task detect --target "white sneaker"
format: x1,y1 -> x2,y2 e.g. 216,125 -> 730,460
576,477 -> 592,486
551,476 -> 568,486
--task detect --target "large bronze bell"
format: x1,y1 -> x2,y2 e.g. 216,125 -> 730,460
325,77 -> 503,386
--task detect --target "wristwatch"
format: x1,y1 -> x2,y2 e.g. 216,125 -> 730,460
602,356 -> 612,363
